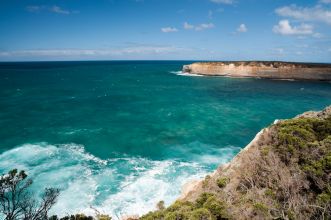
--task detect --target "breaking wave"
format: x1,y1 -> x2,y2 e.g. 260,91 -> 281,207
0,142 -> 239,217
170,71 -> 203,77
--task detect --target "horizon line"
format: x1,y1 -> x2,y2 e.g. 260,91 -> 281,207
0,59 -> 330,64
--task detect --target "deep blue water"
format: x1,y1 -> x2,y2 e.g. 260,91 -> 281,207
0,61 -> 330,216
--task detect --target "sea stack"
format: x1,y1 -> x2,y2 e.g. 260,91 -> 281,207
183,61 -> 331,81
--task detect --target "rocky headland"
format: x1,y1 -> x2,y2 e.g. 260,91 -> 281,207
182,61 -> 331,81
141,106 -> 331,220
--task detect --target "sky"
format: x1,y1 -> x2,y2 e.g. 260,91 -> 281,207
0,0 -> 331,62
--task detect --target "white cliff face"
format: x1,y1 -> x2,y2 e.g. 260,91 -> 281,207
182,62 -> 331,81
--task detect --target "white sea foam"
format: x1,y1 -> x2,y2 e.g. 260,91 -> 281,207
272,78 -> 296,82
170,70 -> 183,75
0,143 -> 228,218
166,142 -> 241,166
170,71 -> 203,77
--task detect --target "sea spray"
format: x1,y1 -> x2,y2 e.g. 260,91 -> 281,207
0,143 -> 236,217
170,70 -> 203,77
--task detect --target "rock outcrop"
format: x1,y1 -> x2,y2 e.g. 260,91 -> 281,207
141,106 -> 331,220
183,61 -> 331,81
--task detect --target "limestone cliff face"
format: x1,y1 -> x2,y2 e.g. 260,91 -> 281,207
183,61 -> 331,81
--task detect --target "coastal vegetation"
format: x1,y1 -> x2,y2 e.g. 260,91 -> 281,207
140,193 -> 229,220
1,106 -> 330,219
0,169 -> 111,220
48,214 -> 111,220
141,106 -> 331,219
0,169 -> 59,220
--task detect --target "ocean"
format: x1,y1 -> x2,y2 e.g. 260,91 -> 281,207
0,61 -> 330,217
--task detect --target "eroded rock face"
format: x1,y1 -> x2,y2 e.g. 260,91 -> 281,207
182,65 -> 191,73
178,105 -> 331,220
182,61 -> 331,81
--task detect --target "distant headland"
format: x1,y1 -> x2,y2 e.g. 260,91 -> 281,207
183,61 -> 331,81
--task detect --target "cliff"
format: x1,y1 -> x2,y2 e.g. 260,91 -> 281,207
182,61 -> 331,81
141,106 -> 331,220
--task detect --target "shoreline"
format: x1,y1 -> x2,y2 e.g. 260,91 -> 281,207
141,105 -> 331,219
182,61 -> 331,81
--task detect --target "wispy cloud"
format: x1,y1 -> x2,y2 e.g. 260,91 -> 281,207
210,0 -> 235,5
273,20 -> 314,35
195,23 -> 215,31
183,22 -> 215,31
0,46 -> 187,58
275,5 -> 331,25
320,0 -> 331,4
208,10 -> 213,19
161,27 -> 178,33
183,22 -> 195,30
26,5 -> 75,15
26,6 -> 42,13
237,24 -> 247,32
312,32 -> 323,38
273,48 -> 285,54
50,6 -> 70,14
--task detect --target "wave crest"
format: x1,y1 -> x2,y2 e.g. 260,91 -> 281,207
170,71 -> 203,77
0,143 -> 215,217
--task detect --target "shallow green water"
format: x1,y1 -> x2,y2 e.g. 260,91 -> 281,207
0,61 -> 330,216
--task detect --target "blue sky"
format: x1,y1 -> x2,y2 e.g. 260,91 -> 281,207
0,0 -> 331,62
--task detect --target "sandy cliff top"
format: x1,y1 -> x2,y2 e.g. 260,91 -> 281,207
193,61 -> 331,68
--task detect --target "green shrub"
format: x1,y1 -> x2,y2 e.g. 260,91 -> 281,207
189,208 -> 212,220
140,211 -> 164,220
216,177 -> 228,188
48,213 -> 109,220
261,146 -> 271,156
164,211 -> 188,220
277,118 -> 316,151
264,188 -> 275,199
276,117 -> 331,156
167,200 -> 194,212
56,214 -> 94,220
317,192 -> 331,205
275,117 -> 331,195
96,214 -> 112,220
195,193 -> 215,208
286,210 -> 296,220
203,196 -> 228,219
313,117 -> 331,140
253,203 -> 268,215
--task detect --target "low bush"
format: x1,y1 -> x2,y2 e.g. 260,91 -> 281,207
253,203 -> 268,214
190,208 -> 212,220
216,177 -> 228,188
140,193 -> 229,220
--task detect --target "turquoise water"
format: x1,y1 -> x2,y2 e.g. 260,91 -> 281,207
0,61 -> 330,216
